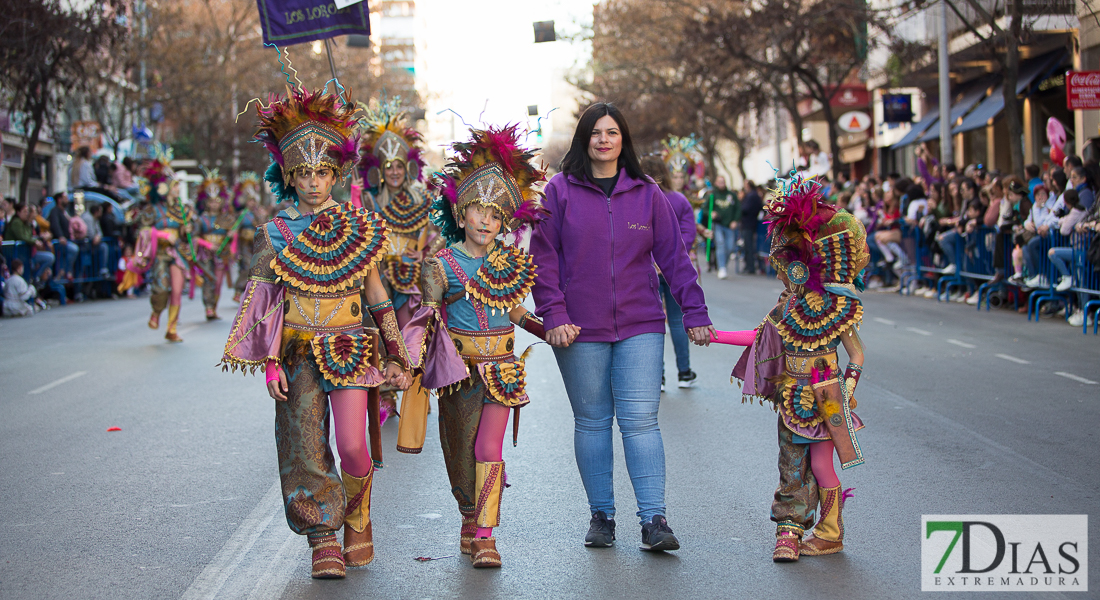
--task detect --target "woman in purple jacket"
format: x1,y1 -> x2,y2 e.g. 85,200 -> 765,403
531,102 -> 714,552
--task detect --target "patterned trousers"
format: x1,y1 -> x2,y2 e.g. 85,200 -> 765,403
770,416 -> 819,533
437,378 -> 487,513
148,255 -> 174,314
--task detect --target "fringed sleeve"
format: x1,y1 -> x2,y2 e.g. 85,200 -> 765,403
402,257 -> 469,390
219,226 -> 284,373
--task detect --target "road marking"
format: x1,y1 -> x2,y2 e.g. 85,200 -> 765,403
947,339 -> 976,349
1055,371 -> 1098,385
28,371 -> 87,395
180,481 -> 283,600
995,353 -> 1030,365
906,327 -> 931,336
873,317 -> 896,326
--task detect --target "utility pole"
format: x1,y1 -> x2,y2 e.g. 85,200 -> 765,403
938,0 -> 953,166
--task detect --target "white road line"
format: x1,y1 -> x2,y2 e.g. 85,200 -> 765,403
245,530 -> 299,600
947,339 -> 976,349
873,317 -> 896,326
180,481 -> 283,600
28,371 -> 88,395
906,327 -> 932,336
1055,371 -> 1098,385
995,353 -> 1030,365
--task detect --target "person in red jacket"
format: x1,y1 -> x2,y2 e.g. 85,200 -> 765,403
531,102 -> 714,552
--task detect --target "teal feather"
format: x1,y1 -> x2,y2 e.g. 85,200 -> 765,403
264,161 -> 298,204
430,194 -> 464,243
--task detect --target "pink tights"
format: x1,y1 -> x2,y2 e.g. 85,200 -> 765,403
330,389 -> 372,478
809,441 -> 840,488
474,403 -> 510,537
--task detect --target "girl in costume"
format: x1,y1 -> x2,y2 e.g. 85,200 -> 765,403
231,171 -> 263,303
195,169 -> 234,320
402,125 -> 547,568
710,171 -> 868,562
133,155 -> 198,343
355,98 -> 436,423
220,85 -> 412,579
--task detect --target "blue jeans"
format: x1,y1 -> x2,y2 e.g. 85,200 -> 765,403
31,251 -> 55,279
1022,233 -> 1049,278
553,333 -> 667,525
659,277 -> 691,374
713,224 -> 738,270
938,230 -> 962,266
1048,246 -> 1073,279
55,240 -> 79,277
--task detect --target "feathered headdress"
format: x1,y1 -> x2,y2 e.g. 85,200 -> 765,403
232,171 -> 262,211
357,96 -> 426,189
140,148 -> 176,204
765,170 -> 867,296
254,85 -> 361,203
661,135 -> 699,174
430,124 -> 547,243
196,167 -> 230,214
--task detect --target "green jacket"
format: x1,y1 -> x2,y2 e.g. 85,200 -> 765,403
708,189 -> 740,228
5,217 -> 35,243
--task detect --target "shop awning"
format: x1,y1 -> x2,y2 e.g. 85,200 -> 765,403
888,107 -> 939,150
918,81 -> 993,142
952,50 -> 1067,135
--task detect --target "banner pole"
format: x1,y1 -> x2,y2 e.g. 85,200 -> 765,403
323,37 -> 338,81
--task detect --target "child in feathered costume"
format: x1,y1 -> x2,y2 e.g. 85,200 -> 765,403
402,124 -> 547,568
354,98 -> 435,424
708,171 -> 869,562
132,152 -> 198,342
231,171 -> 263,302
220,84 -> 413,579
195,168 -> 234,320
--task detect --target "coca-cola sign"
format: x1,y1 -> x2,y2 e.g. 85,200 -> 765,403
1067,71 -> 1100,110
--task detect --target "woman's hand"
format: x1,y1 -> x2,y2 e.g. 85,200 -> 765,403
688,325 -> 716,346
384,363 -> 410,390
547,324 -> 581,348
267,368 -> 289,401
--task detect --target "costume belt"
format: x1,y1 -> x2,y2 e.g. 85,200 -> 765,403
203,233 -> 226,246
239,228 -> 255,242
385,233 -> 418,258
786,349 -> 839,379
447,326 -> 515,363
157,228 -> 180,247
283,289 -> 364,334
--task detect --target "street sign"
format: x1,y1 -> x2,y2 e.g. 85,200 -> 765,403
1067,70 -> 1100,110
882,93 -> 914,123
256,0 -> 370,47
71,121 -> 102,153
534,21 -> 556,43
838,111 -> 871,133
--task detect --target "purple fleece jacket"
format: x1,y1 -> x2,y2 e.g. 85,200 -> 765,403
665,190 -> 697,256
531,170 -> 711,343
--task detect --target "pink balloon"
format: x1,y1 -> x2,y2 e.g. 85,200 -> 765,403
1047,118 -> 1067,165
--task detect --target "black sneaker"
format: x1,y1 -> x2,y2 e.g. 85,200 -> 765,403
585,511 -> 616,547
677,370 -> 697,388
640,515 -> 680,552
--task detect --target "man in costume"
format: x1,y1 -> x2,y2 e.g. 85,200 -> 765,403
195,169 -> 235,320
402,125 -> 547,568
710,171 -> 868,562
133,154 -> 198,343
355,98 -> 437,422
231,171 -> 263,303
220,85 -> 412,579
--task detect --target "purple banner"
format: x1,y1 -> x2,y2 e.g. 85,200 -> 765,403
256,1 -> 370,47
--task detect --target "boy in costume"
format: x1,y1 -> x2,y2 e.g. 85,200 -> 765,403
220,85 -> 412,579
195,169 -> 234,320
709,172 -> 868,562
231,171 -> 263,302
402,125 -> 547,568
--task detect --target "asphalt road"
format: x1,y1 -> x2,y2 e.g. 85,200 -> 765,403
0,270 -> 1097,600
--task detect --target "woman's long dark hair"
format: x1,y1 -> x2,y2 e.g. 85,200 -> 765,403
559,102 -> 644,181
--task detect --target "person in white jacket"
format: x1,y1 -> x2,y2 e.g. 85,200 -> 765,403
3,259 -> 37,317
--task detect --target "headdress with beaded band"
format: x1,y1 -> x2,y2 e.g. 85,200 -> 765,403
253,85 -> 361,203
196,167 -> 230,213
232,171 -> 262,211
661,134 -> 698,174
357,96 -> 427,189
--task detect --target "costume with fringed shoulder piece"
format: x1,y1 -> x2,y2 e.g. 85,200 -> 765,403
195,169 -> 235,319
356,98 -> 436,315
232,171 -> 263,300
219,85 -> 412,577
727,171 -> 869,562
400,125 -> 547,559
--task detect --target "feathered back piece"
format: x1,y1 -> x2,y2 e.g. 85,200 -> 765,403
765,170 -> 840,295
232,171 -> 262,211
430,124 -> 547,244
196,167 -> 230,213
253,85 -> 361,192
661,134 -> 699,174
357,96 -> 426,189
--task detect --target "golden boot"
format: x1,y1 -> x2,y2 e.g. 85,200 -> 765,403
341,468 -> 375,567
471,461 -> 504,568
772,523 -> 802,562
164,304 -> 183,342
800,484 -> 845,555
